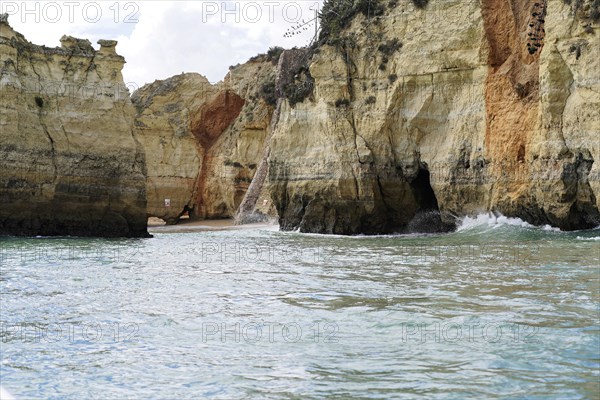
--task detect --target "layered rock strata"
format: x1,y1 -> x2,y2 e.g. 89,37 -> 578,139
268,0 -> 599,234
0,15 -> 148,237
132,56 -> 278,223
2,0 -> 598,236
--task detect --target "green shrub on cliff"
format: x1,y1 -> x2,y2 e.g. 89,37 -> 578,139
355,0 -> 386,17
593,2 -> 600,21
378,38 -> 402,56
283,72 -> 314,107
318,0 -> 354,41
267,46 -> 285,64
588,0 -> 600,22
412,0 -> 429,9
327,33 -> 358,55
318,0 -> 386,44
259,80 -> 277,106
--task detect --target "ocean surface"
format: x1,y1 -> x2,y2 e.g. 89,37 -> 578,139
1,214 -> 599,399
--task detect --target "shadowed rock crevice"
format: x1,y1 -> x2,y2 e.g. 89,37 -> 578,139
406,168 -> 456,233
410,168 -> 439,212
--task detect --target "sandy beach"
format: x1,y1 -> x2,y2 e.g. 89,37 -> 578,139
148,217 -> 277,233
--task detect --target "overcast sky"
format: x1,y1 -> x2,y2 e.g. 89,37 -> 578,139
2,1 -> 324,88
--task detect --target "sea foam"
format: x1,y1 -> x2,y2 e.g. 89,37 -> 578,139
456,213 -> 560,232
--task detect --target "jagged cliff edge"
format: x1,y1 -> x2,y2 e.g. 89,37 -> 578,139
0,14 -> 149,237
267,0 -> 600,234
1,0 -> 599,237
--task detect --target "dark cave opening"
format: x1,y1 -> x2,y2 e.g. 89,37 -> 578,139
411,168 -> 439,212
178,205 -> 193,221
406,168 -> 455,233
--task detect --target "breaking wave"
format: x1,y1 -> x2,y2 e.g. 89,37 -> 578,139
456,213 -> 561,232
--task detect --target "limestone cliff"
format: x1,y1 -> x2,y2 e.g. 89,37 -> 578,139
2,0 -> 597,236
268,0 -> 600,233
0,15 -> 148,237
132,55 -> 278,223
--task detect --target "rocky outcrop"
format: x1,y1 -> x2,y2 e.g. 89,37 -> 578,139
2,1 -> 597,236
528,0 -> 600,229
132,56 -> 278,223
131,73 -> 216,223
0,16 -> 148,237
234,49 -> 311,225
481,0 -> 600,230
268,0 -> 599,233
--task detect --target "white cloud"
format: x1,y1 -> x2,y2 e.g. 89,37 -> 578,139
1,1 -> 324,86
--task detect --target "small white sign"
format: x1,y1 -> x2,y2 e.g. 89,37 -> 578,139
164,199 -> 171,207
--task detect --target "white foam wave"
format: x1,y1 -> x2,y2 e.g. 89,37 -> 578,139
456,213 -> 560,232
576,236 -> 600,241
0,386 -> 15,400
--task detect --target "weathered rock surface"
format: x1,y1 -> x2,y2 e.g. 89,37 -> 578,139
131,73 -> 216,223
2,0 -> 597,236
268,0 -> 600,233
234,49 -> 311,225
132,56 -> 278,223
0,16 -> 148,237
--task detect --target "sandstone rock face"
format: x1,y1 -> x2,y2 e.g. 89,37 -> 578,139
234,49 -> 311,225
2,2 -> 596,235
131,73 -> 217,223
133,56 -> 277,223
268,0 -> 600,233
0,16 -> 148,237
530,0 -> 600,229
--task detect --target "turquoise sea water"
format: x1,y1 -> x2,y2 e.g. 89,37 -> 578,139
1,215 -> 599,399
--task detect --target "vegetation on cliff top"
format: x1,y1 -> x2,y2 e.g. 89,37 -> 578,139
318,0 -> 429,44
258,50 -> 315,108
318,0 -> 381,44
258,0 -> 432,107
244,46 -> 285,67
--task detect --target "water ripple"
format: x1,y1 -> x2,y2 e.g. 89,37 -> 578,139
0,226 -> 598,399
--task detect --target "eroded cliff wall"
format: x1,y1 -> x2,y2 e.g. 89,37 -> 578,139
0,16 -> 148,237
2,1 -> 597,235
133,55 -> 278,223
268,0 -> 599,233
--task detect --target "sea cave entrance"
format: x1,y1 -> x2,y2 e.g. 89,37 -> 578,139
411,168 -> 440,212
406,167 -> 454,233
177,205 -> 193,222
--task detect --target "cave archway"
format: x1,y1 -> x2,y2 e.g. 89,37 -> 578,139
177,205 -> 193,221
406,167 -> 454,233
411,168 -> 440,212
